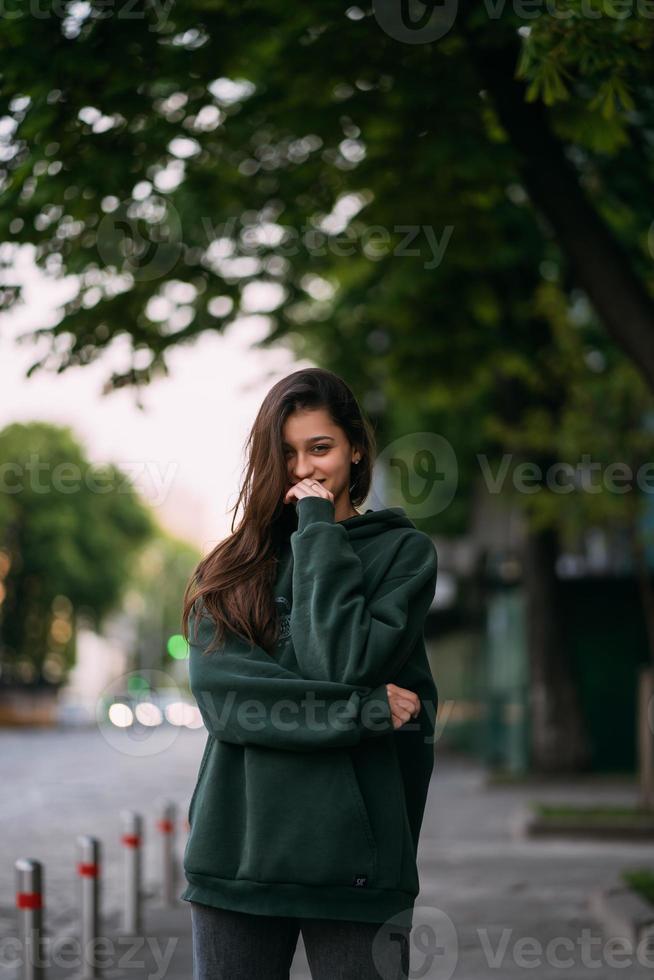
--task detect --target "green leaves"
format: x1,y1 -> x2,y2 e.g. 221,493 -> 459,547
0,422 -> 154,683
2,2 -> 654,546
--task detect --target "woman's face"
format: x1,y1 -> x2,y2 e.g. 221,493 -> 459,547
282,408 -> 358,502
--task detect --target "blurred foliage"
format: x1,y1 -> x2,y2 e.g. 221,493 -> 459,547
0,421 -> 154,684
623,868 -> 654,904
124,531 -> 201,672
477,278 -> 654,543
1,2 -> 653,544
2,4 -> 653,372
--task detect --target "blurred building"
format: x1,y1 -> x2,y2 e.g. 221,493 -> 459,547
425,482 -> 649,775
57,622 -> 130,724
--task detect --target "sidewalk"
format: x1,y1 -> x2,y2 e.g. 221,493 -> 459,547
2,903 -> 193,980
9,899 -> 316,980
97,903 -> 193,980
6,751 -> 652,979
416,752 -> 653,978
97,754 -> 654,979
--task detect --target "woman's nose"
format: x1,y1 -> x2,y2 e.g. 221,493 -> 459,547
291,456 -> 316,479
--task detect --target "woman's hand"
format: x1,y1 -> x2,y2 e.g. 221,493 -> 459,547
386,683 -> 421,730
284,478 -> 335,507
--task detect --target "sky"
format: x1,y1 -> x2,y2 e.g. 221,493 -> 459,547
0,245 -> 310,552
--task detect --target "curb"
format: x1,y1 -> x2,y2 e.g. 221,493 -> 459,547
514,807 -> 654,841
589,884 -> 654,945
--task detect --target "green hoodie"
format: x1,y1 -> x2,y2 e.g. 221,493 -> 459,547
181,495 -> 438,926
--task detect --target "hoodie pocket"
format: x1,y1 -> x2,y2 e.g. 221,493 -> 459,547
241,746 -> 377,887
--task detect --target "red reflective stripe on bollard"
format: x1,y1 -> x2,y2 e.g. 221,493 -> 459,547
121,834 -> 141,847
77,862 -> 100,877
157,819 -> 174,833
16,892 -> 43,910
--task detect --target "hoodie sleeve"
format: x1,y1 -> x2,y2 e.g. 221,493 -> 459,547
187,610 -> 395,752
290,496 -> 437,688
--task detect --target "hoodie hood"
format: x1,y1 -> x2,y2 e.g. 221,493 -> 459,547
339,505 -> 416,540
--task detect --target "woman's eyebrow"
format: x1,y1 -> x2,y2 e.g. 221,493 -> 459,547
282,435 -> 335,447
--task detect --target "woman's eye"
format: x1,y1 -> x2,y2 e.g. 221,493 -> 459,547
284,445 -> 329,457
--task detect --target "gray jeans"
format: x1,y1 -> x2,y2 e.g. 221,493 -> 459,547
190,901 -> 411,980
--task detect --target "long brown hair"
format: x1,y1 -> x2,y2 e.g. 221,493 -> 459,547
181,367 -> 376,654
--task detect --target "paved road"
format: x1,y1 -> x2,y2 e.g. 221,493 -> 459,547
1,727 -> 652,978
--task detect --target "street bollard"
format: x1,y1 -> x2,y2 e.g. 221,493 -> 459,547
120,811 -> 143,935
15,858 -> 45,980
156,801 -> 177,906
77,836 -> 101,979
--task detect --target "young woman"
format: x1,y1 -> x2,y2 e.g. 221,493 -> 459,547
180,367 -> 439,980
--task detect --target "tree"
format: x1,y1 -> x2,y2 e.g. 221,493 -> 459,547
0,422 -> 154,684
1,4 -> 653,389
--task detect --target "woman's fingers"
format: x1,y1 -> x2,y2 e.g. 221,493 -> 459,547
389,697 -> 413,715
387,683 -> 420,714
283,478 -> 334,505
386,683 -> 421,729
390,707 -> 414,730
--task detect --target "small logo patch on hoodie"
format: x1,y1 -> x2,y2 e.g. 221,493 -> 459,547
352,875 -> 368,888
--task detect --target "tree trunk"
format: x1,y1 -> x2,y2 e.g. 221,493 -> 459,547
630,521 -> 654,669
522,524 -> 591,772
461,25 -> 654,393
629,517 -> 654,806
